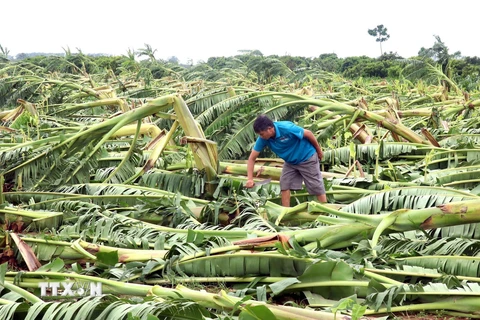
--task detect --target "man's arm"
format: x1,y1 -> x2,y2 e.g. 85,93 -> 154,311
245,150 -> 260,188
303,129 -> 323,160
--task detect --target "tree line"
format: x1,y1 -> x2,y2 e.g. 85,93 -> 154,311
1,36 -> 479,91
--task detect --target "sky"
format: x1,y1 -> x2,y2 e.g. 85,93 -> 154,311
2,0 -> 478,64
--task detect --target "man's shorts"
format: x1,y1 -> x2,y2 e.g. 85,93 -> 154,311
280,153 -> 326,195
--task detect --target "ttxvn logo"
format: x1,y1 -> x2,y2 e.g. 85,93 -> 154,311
38,282 -> 103,297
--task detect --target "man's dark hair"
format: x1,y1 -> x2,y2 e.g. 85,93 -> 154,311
253,114 -> 274,133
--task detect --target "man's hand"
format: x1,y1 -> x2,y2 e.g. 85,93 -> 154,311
247,150 -> 260,189
317,149 -> 323,160
245,179 -> 255,188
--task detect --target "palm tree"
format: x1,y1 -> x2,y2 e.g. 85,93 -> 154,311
246,56 -> 293,84
119,48 -> 140,74
418,35 -> 462,91
136,43 -> 157,63
0,44 -> 10,60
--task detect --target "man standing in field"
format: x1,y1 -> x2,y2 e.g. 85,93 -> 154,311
245,114 -> 327,206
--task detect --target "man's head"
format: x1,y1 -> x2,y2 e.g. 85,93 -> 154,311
253,114 -> 275,139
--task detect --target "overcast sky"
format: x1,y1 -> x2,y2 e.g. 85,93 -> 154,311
2,0 -> 477,64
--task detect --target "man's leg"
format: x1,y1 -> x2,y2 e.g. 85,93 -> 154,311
316,194 -> 327,203
280,162 -> 302,207
281,190 -> 291,207
297,154 -> 327,203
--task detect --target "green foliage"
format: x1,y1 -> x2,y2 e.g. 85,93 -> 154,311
3,42 -> 480,319
5,295 -> 215,320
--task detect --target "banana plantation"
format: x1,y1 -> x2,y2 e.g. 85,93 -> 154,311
1,49 -> 480,320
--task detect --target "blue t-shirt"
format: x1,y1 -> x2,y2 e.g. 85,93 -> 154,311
253,121 -> 316,164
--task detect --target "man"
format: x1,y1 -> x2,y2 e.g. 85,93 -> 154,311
245,114 -> 327,206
